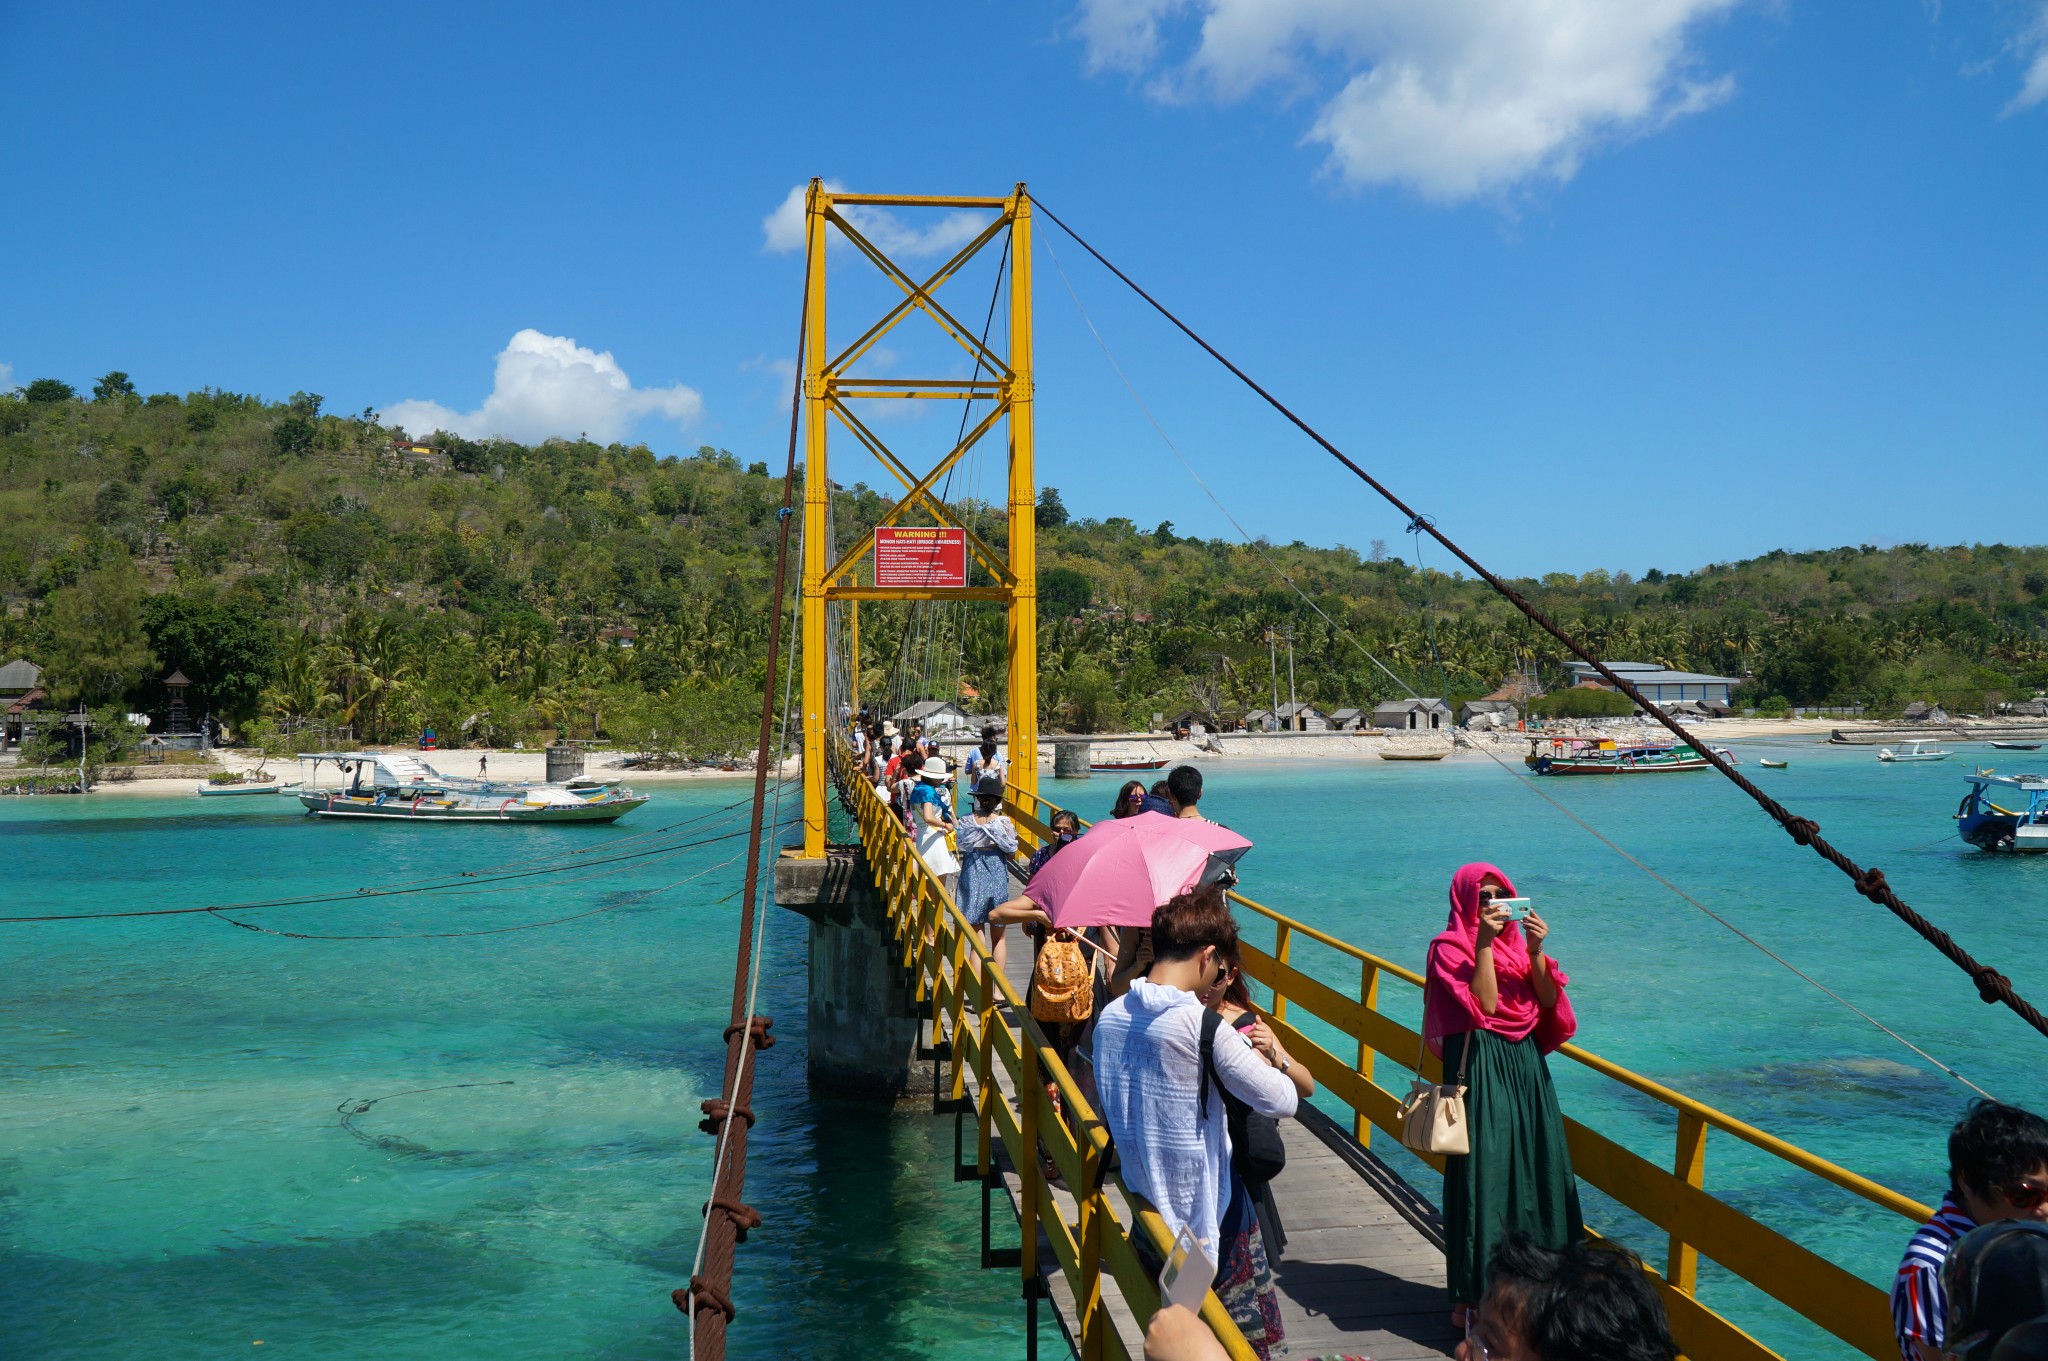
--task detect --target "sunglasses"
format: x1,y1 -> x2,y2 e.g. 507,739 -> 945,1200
2002,1179 -> 2048,1210
1478,887 -> 1507,902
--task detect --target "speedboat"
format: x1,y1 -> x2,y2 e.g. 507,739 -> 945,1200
1957,771 -> 2048,852
1878,741 -> 1951,763
293,751 -> 647,823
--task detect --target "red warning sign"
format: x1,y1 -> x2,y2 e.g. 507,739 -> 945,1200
874,527 -> 968,589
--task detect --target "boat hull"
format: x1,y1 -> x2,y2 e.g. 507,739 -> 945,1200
297,792 -> 648,823
1090,759 -> 1169,772
1535,757 -> 1710,775
198,782 -> 284,797
1379,751 -> 1449,762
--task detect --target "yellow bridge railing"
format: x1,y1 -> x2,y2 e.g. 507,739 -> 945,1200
999,783 -> 1929,1361
831,739 -> 1258,1360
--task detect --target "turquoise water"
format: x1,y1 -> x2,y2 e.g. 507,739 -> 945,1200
6,746 -> 2046,1358
0,783 -> 1029,1360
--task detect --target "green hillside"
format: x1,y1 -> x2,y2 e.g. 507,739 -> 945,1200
2,375 -> 2044,753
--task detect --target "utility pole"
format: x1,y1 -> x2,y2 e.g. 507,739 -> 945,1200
1266,628 -> 1281,732
68,705 -> 91,793
1286,628 -> 1297,715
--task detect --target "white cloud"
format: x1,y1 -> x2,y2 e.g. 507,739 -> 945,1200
762,180 -> 991,257
2008,5 -> 2048,113
1072,0 -> 1741,201
383,330 -> 701,445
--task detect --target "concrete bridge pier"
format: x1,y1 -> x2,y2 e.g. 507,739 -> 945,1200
773,846 -> 932,1100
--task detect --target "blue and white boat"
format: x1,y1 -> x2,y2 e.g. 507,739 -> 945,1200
1956,771 -> 2048,852
293,751 -> 646,824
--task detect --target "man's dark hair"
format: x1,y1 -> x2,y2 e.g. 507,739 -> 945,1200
1487,1232 -> 1677,1361
1166,764 -> 1203,808
1951,1100 -> 2048,1202
1151,883 -> 1237,962
981,725 -> 998,743
900,750 -> 924,774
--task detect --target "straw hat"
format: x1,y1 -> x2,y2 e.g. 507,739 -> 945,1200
882,721 -> 899,737
919,756 -> 953,783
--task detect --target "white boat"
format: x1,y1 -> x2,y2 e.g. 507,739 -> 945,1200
197,779 -> 285,797
292,751 -> 647,823
1759,759 -> 1789,769
1878,741 -> 1952,763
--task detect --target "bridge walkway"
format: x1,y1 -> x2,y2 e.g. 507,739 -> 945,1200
956,926 -> 1459,1359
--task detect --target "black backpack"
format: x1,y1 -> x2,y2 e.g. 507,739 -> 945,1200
1198,1008 -> 1288,1186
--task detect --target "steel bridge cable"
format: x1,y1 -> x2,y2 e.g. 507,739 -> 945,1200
1043,229 -> 1995,1097
679,221 -> 813,1361
1034,197 -> 2048,1043
0,818 -> 775,925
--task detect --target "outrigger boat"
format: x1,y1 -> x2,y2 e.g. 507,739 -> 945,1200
1878,741 -> 1951,763
1991,741 -> 2044,751
1956,771 -> 2048,852
1524,736 -> 1711,775
293,751 -> 647,823
197,777 -> 287,797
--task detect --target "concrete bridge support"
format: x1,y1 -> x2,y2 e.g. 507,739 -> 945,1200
773,846 -> 932,1100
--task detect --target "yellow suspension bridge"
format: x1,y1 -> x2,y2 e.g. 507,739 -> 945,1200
691,181 -> 1933,1361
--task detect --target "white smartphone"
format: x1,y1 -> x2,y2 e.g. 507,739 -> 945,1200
1496,897 -> 1534,921
1159,1224 -> 1216,1313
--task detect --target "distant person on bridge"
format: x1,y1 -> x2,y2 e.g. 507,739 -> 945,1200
1427,862 -> 1583,1329
957,775 -> 1020,974
1093,885 -> 1298,1360
1891,1099 -> 2048,1361
962,725 -> 1006,799
907,756 -> 959,902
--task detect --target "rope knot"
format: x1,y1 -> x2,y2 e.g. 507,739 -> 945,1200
675,1276 -> 736,1322
1971,966 -> 2013,1006
704,1197 -> 764,1241
698,1098 -> 756,1136
1853,867 -> 1890,902
1784,817 -> 1820,847
724,1016 -> 776,1050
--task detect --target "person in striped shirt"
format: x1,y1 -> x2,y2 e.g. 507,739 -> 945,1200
1892,1100 -> 2048,1361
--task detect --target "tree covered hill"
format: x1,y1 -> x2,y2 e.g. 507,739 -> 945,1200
1,374 -> 2044,751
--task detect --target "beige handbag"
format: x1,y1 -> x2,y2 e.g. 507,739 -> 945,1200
1397,955 -> 1473,1156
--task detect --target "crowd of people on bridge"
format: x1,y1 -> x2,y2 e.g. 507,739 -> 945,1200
845,711 -> 2048,1361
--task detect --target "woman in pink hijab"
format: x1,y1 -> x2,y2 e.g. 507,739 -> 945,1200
1425,862 -> 1584,1327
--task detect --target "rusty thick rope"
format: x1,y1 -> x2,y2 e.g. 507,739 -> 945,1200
1035,196 -> 2048,1043
675,227 -> 813,1360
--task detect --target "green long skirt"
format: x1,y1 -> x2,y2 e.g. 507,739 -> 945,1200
1440,1028 -> 1584,1304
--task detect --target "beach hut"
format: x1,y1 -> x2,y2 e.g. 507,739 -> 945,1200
1373,697 -> 1452,732
1243,708 -> 1277,733
1275,701 -> 1329,732
892,699 -> 972,734
1328,707 -> 1365,731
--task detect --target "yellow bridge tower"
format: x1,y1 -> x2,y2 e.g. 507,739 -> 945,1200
796,180 -> 1038,856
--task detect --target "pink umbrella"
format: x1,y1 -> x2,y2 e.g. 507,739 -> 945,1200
1023,812 -> 1253,929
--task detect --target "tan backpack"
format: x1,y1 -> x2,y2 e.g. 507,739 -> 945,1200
1030,931 -> 1094,1025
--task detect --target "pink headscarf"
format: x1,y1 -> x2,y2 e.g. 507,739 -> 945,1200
1423,862 -> 1576,1059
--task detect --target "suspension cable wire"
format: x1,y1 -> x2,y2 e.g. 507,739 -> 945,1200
676,225 -> 812,1361
1034,197 -> 2048,1042
0,813 -> 781,925
1042,228 -> 1997,1097
214,847 -> 753,942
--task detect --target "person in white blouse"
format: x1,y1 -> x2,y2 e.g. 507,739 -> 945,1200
1091,884 -> 1300,1360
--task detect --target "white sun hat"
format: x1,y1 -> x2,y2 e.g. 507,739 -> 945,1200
919,756 -> 953,783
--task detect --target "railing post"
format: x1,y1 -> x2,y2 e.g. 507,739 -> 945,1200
1669,1112 -> 1708,1292
1020,1030 -> 1042,1299
1271,923 -> 1293,1022
1355,959 -> 1380,1148
1078,1163 -> 1105,1361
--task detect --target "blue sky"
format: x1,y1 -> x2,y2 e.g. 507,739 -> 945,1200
3,2 -> 2044,577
